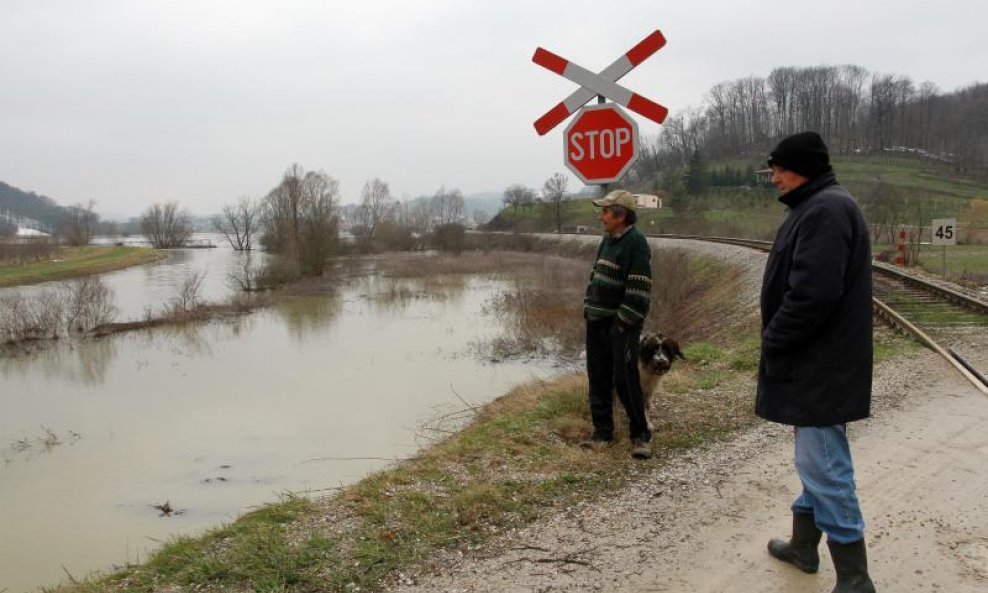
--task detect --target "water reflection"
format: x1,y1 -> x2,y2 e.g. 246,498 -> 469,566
272,293 -> 342,342
0,338 -> 117,386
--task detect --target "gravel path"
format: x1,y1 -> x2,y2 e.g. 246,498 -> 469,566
391,238 -> 988,593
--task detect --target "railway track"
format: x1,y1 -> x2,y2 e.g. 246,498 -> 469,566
641,233 -> 988,394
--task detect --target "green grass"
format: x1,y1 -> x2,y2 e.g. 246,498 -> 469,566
0,246 -> 159,287
915,243 -> 988,281
833,155 -> 988,205
873,243 -> 988,284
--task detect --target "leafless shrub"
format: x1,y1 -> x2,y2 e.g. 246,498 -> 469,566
63,277 -> 118,332
0,294 -> 30,342
0,238 -> 59,265
254,256 -> 300,291
471,244 -> 744,361
171,270 -> 206,314
26,290 -> 65,339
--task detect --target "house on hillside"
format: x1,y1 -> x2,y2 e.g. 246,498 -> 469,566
633,193 -> 662,209
14,224 -> 51,239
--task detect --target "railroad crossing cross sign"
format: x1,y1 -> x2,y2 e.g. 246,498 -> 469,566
564,104 -> 639,185
532,29 -> 668,136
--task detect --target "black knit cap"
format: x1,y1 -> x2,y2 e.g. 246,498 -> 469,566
767,131 -> 832,179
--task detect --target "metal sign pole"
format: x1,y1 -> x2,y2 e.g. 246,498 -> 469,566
943,245 -> 947,281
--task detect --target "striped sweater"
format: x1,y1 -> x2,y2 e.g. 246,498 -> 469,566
584,225 -> 652,327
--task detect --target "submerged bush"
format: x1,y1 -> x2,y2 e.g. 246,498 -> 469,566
0,277 -> 118,343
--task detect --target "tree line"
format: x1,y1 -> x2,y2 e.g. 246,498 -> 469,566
630,64 -> 988,181
183,163 -> 473,285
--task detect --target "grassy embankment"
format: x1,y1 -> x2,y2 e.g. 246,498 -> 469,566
0,245 -> 159,288
50,239 -> 921,593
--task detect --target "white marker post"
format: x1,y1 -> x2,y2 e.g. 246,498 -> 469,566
931,218 -> 957,281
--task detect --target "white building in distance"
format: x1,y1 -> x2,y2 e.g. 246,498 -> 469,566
633,194 -> 662,209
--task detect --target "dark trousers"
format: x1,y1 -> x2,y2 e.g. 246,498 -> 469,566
586,317 -> 651,442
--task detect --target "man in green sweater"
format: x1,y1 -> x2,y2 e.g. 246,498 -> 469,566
583,189 -> 653,459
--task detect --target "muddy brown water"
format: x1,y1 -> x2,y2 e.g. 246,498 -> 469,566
0,240 -> 562,592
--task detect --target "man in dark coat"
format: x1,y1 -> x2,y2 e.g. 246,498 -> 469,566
757,132 -> 876,593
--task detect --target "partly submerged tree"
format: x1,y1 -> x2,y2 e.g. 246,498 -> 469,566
140,201 -> 192,248
260,164 -> 340,276
214,196 -> 260,251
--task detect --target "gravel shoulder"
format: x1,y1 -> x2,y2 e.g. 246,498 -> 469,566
393,238 -> 988,593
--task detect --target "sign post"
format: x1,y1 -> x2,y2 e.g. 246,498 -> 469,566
931,218 -> 957,281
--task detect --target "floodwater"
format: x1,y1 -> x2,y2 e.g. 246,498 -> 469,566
0,239 -> 558,593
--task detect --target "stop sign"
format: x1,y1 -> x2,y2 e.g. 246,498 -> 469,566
564,103 -> 639,184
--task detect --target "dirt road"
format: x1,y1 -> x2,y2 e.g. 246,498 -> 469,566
395,351 -> 987,593
395,239 -> 988,593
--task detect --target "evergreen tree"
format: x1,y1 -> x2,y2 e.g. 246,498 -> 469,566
686,151 -> 709,196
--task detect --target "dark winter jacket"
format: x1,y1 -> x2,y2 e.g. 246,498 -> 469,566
584,225 -> 652,328
756,172 -> 873,426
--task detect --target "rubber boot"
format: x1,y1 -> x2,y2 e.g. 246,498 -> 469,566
827,539 -> 876,593
767,512 -> 822,573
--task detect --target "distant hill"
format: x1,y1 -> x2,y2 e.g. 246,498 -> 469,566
463,192 -> 504,223
0,181 -> 66,231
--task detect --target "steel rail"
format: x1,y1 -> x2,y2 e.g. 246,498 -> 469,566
872,260 -> 988,314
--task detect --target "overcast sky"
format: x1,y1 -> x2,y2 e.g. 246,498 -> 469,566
1,0 -> 984,217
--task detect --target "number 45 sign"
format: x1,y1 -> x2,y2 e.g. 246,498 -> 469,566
931,218 -> 957,245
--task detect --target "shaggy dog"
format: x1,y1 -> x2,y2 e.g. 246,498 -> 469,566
637,331 -> 686,430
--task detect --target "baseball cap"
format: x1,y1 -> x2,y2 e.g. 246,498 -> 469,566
592,189 -> 636,211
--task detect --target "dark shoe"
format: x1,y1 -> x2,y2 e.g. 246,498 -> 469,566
827,539 -> 876,593
579,436 -> 613,451
631,439 -> 651,459
768,512 -> 822,573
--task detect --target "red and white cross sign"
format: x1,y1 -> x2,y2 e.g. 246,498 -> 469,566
532,30 -> 668,136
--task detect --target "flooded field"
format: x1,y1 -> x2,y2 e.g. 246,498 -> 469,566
0,243 -> 566,592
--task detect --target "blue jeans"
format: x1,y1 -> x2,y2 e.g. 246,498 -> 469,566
791,425 -> 866,544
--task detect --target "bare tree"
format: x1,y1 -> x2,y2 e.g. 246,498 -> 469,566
542,173 -> 569,232
297,170 -> 340,275
503,184 -> 535,212
405,198 -> 436,236
355,178 -> 396,243
260,164 -> 340,276
261,163 -> 305,257
140,202 -> 193,248
431,186 -> 464,226
214,196 -> 259,251
60,200 -> 99,247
